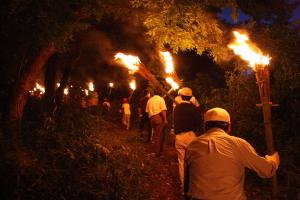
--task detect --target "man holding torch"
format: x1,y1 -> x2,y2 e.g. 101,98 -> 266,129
184,107 -> 280,200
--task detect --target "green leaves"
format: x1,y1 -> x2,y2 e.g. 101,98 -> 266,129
133,1 -> 229,61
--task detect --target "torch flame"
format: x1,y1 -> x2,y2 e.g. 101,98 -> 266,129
109,82 -> 114,88
160,51 -> 174,74
34,83 -> 45,94
63,88 -> 69,95
85,89 -> 89,96
88,82 -> 94,91
129,80 -> 136,90
166,77 -> 179,90
228,31 -> 271,69
114,53 -> 140,73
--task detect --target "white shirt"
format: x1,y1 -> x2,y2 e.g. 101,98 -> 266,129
185,128 -> 277,200
146,95 -> 167,118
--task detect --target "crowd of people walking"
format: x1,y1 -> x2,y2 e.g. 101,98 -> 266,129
82,86 -> 280,199
138,86 -> 279,200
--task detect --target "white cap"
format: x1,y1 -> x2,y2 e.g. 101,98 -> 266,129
179,87 -> 192,96
204,107 -> 230,123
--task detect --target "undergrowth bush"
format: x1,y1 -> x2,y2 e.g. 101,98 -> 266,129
3,99 -> 149,200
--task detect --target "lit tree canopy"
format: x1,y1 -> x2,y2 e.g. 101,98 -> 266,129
130,0 -> 231,61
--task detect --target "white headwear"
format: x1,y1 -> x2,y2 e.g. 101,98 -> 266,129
179,87 -> 192,97
204,107 -> 230,124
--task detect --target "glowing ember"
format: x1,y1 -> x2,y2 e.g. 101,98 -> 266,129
114,53 -> 140,73
228,31 -> 271,69
160,51 -> 174,74
36,83 -> 45,93
109,82 -> 114,88
31,83 -> 45,94
63,88 -> 69,95
88,82 -> 94,91
166,77 -> 179,90
129,80 -> 136,90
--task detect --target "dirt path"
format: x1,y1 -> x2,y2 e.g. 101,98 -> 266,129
99,122 -> 183,200
140,141 -> 182,199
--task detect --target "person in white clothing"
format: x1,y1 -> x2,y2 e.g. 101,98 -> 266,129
146,90 -> 167,156
184,107 -> 280,200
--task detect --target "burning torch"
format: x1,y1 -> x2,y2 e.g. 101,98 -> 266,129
88,82 -> 94,92
114,52 -> 175,102
228,30 -> 278,198
108,82 -> 114,96
128,79 -> 136,101
63,88 -> 69,95
160,51 -> 181,93
114,53 -> 140,74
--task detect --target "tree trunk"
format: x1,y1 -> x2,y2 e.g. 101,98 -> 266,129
44,54 -> 59,115
54,52 -> 81,123
7,43 -> 56,124
55,52 -> 81,106
0,44 -> 56,194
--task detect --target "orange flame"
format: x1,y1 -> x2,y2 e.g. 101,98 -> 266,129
109,82 -> 114,88
129,80 -> 136,90
114,53 -> 140,73
228,31 -> 271,69
88,82 -> 94,91
166,77 -> 179,90
31,82 -> 45,94
160,51 -> 174,74
63,88 -> 69,95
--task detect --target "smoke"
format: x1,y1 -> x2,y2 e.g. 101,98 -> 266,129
72,15 -> 171,95
80,30 -> 114,65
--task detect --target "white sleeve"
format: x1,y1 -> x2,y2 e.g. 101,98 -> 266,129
238,139 -> 277,178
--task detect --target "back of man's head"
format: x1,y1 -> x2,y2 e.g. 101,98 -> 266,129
204,107 -> 231,132
143,88 -> 153,97
154,88 -> 163,96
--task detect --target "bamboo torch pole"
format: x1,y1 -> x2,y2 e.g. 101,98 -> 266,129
255,65 -> 278,199
228,30 -> 278,198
